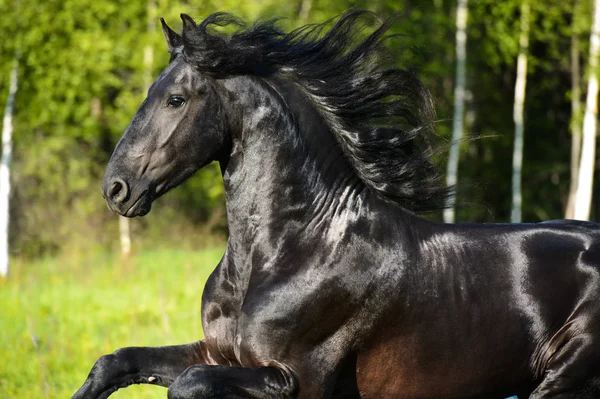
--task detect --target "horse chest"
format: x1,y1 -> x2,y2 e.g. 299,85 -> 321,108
200,274 -> 292,366
201,259 -> 363,368
201,300 -> 294,367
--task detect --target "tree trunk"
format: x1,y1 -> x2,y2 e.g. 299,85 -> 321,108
444,0 -> 468,223
117,0 -> 157,258
574,0 -> 600,221
298,0 -> 312,21
566,17 -> 582,219
511,0 -> 530,223
144,0 -> 156,89
0,57 -> 18,277
118,216 -> 131,258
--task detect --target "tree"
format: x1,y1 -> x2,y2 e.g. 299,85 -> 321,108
0,56 -> 18,277
116,0 -> 160,259
444,0 -> 469,224
511,0 -> 530,223
575,0 -> 600,221
565,0 -> 583,220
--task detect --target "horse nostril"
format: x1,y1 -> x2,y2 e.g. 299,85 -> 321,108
108,178 -> 129,204
109,182 -> 122,197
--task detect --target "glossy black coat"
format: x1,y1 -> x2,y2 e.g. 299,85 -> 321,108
73,12 -> 600,399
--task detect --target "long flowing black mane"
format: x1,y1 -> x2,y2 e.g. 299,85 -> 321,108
180,11 -> 449,212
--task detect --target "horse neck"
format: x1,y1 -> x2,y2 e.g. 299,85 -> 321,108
219,75 -> 367,245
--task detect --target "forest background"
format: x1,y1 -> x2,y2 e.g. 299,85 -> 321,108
1,0 -> 597,259
0,0 -> 598,397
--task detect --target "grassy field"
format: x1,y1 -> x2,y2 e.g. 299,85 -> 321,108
0,246 -> 224,398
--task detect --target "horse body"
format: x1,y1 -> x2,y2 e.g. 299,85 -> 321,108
73,12 -> 600,399
355,220 -> 600,398
209,168 -> 600,399
204,74 -> 600,397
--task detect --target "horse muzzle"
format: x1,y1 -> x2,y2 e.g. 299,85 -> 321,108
102,176 -> 154,217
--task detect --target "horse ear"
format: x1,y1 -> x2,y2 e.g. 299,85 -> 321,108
180,13 -> 197,37
160,18 -> 182,53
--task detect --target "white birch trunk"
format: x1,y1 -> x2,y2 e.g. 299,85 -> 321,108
117,0 -> 157,258
566,26 -> 582,219
511,1 -> 530,223
444,0 -> 468,223
574,0 -> 600,221
118,216 -> 131,258
144,0 -> 156,88
0,58 -> 18,277
298,0 -> 312,21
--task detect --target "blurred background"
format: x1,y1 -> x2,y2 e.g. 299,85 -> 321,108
0,0 -> 597,397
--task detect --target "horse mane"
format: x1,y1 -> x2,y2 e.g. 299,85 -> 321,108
180,10 -> 450,212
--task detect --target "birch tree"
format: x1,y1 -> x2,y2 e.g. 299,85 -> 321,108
298,0 -> 312,21
574,0 -> 600,221
444,0 -> 468,223
0,57 -> 18,277
566,5 -> 582,219
511,0 -> 530,223
117,0 -> 158,258
118,210 -> 131,258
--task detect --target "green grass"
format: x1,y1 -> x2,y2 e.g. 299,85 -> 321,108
0,246 -> 224,398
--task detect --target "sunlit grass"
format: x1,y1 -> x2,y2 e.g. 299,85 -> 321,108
0,246 -> 224,398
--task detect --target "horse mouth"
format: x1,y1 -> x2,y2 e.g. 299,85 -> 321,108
123,190 -> 152,217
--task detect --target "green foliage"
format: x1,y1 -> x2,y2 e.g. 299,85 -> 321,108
0,247 -> 223,398
0,0 -> 597,259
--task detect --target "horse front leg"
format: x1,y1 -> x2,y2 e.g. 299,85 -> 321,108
167,363 -> 298,399
72,340 -> 210,399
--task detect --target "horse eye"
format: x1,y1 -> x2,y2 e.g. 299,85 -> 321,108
167,96 -> 185,108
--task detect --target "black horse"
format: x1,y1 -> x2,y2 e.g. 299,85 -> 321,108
73,11 -> 600,399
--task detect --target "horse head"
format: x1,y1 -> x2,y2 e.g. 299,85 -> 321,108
102,15 -> 229,217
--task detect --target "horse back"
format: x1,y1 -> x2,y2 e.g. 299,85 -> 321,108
355,218 -> 600,399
